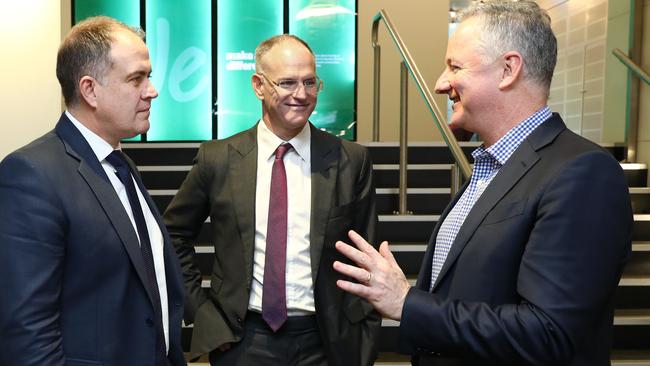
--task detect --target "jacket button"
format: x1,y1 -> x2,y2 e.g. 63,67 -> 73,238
146,318 -> 154,326
236,317 -> 243,324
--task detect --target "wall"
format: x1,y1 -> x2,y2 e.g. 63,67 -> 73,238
0,0 -> 69,158
356,1 -> 449,142
602,0 -> 631,144
542,0 -> 612,142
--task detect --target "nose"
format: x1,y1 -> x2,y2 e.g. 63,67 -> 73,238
291,83 -> 309,99
144,79 -> 159,99
434,70 -> 451,94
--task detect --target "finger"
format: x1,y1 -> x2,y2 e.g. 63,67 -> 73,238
348,230 -> 381,258
379,241 -> 400,268
335,240 -> 370,268
336,279 -> 372,299
333,260 -> 370,284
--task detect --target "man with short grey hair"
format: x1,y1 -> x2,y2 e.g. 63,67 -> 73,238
333,1 -> 632,365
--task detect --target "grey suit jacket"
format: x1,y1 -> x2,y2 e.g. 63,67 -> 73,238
164,123 -> 381,365
398,114 -> 633,366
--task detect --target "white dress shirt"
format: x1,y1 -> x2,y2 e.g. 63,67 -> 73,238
248,121 -> 315,315
66,111 -> 170,351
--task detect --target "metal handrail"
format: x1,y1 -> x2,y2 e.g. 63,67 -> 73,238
371,9 -> 472,185
613,48 -> 650,85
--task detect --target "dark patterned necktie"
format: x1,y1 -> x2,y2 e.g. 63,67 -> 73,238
262,143 -> 292,332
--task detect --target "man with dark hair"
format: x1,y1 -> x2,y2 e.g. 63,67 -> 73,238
0,16 -> 186,365
164,34 -> 380,365
333,1 -> 632,365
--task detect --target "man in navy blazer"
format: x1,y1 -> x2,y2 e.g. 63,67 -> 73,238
0,17 -> 186,365
333,1 -> 632,365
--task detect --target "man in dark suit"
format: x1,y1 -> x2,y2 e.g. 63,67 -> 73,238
333,1 -> 633,365
0,16 -> 186,366
163,34 -> 380,366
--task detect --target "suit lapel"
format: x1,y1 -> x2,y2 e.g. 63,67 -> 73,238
228,127 -> 258,286
55,115 -> 153,302
430,115 -> 565,291
309,125 -> 339,283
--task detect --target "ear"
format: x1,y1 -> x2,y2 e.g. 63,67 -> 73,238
78,76 -> 99,108
251,73 -> 265,100
498,51 -> 523,90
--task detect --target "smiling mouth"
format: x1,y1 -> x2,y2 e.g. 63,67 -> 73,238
286,103 -> 309,109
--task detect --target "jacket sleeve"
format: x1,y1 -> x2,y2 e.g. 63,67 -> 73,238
0,153 -> 67,366
163,144 -> 212,324
353,145 -> 382,366
398,150 -> 633,365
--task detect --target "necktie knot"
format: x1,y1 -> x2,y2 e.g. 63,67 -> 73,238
275,143 -> 292,161
105,151 -> 132,185
105,150 -> 127,167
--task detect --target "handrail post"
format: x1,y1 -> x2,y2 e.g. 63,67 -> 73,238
398,62 -> 409,215
372,20 -> 381,142
450,162 -> 463,198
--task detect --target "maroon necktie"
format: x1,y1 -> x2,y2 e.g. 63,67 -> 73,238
262,143 -> 292,332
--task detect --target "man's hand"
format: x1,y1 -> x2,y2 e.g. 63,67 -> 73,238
333,230 -> 411,320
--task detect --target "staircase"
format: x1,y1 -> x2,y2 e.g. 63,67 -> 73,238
123,140 -> 650,365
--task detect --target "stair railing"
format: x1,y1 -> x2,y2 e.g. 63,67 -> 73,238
613,48 -> 650,84
612,48 -> 650,164
371,9 -> 472,212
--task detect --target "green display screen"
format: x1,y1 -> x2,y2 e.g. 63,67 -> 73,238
216,0 -> 283,139
74,0 -> 139,25
145,0 -> 212,141
289,0 -> 356,140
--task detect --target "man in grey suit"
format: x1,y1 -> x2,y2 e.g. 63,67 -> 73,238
163,34 -> 380,365
333,1 -> 632,365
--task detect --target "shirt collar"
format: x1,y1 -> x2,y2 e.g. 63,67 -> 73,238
472,106 -> 552,165
65,110 -> 118,162
257,120 -> 311,162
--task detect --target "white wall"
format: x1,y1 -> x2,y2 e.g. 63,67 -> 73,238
356,1 -> 450,142
0,0 -> 67,159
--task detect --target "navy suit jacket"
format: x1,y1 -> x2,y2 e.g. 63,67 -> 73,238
398,114 -> 633,366
0,114 -> 186,366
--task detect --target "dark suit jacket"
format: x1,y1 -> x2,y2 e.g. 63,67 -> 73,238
398,114 -> 633,366
0,114 -> 186,366
163,123 -> 381,365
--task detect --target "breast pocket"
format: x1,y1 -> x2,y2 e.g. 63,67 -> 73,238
482,198 -> 527,225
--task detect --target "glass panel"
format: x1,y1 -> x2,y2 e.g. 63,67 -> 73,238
289,0 -> 357,140
146,0 -> 212,141
216,0 -> 283,139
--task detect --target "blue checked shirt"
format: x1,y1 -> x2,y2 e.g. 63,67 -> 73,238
430,107 -> 552,290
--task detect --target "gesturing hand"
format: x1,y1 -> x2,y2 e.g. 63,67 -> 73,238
333,230 -> 411,320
